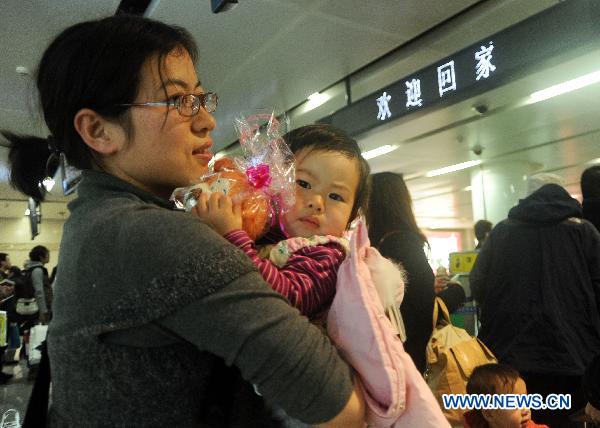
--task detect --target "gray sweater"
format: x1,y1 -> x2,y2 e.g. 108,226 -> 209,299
48,170 -> 353,427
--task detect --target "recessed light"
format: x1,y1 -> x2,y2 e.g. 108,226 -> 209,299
16,66 -> 30,75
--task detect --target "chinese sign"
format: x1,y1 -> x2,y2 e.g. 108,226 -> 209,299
475,42 -> 496,80
374,42 -> 497,121
319,0 -> 598,136
405,79 -> 423,108
376,92 -> 392,120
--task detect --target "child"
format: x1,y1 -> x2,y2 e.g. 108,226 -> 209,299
464,363 -> 549,428
194,124 -> 370,319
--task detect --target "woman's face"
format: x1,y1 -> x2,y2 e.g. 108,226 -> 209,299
111,48 -> 216,199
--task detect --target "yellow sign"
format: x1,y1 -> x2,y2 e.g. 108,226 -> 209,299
0,311 -> 6,347
449,251 -> 479,274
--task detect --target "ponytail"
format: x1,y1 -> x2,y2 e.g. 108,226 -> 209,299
3,131 -> 52,201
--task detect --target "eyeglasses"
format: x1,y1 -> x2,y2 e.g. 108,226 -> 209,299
119,92 -> 218,116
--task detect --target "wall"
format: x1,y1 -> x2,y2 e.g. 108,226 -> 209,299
0,217 -> 64,271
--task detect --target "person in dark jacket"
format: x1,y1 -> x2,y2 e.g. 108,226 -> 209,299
470,179 -> 600,428
366,172 -> 435,374
581,165 -> 600,231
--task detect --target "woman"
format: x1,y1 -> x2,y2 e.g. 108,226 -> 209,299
3,15 -> 364,427
366,172 -> 435,374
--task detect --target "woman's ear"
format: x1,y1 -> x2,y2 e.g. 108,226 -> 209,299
73,108 -> 125,155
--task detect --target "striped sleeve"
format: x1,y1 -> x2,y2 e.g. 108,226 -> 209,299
224,229 -> 345,318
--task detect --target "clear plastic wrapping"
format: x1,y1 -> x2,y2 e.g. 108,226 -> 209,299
171,110 -> 295,240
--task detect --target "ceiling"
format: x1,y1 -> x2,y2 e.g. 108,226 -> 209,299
361,43 -> 600,228
2,0 -> 595,231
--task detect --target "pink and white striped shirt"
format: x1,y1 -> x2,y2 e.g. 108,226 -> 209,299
224,228 -> 347,318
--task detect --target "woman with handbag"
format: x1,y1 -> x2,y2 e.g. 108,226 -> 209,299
365,172 -> 436,374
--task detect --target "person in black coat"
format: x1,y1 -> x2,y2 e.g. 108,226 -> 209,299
581,165 -> 600,232
471,180 -> 600,427
366,172 -> 435,374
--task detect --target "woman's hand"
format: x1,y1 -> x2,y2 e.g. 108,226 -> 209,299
192,191 -> 243,236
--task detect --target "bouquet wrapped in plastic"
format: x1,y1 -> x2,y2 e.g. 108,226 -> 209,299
171,111 -> 295,240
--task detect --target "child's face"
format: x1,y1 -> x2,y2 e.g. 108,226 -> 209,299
282,148 -> 360,238
484,378 -> 532,428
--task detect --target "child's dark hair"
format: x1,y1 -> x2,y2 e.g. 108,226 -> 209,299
467,363 -> 520,395
2,15 -> 197,201
283,124 -> 370,227
464,363 -> 521,427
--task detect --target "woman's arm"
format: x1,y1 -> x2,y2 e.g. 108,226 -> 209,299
158,270 -> 364,425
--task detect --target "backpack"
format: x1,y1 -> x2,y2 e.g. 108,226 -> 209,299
14,268 -> 35,299
327,221 -> 450,427
14,268 -> 39,315
425,297 -> 497,425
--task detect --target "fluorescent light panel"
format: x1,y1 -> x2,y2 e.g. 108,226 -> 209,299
305,92 -> 330,111
529,70 -> 600,104
361,144 -> 398,160
426,160 -> 482,177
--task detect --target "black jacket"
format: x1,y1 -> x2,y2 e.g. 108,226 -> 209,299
471,184 -> 600,376
377,230 -> 435,374
583,197 -> 600,232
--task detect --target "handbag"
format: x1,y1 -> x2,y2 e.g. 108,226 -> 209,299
425,297 -> 497,425
16,298 -> 39,316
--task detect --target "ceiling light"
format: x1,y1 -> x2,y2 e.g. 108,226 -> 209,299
528,70 -> 600,104
463,186 -> 472,191
16,65 -> 30,75
361,144 -> 398,160
305,92 -> 330,111
426,160 -> 482,177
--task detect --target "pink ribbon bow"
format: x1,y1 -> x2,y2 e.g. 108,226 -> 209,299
246,163 -> 272,189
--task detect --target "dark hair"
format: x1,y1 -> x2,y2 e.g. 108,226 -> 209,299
474,219 -> 493,242
283,124 -> 370,227
9,266 -> 22,277
0,253 -> 8,265
366,172 -> 427,247
581,165 -> 600,199
2,15 -> 198,201
29,245 -> 49,262
465,363 -> 521,427
467,363 -> 520,395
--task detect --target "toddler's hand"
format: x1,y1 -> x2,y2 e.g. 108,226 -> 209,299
193,191 -> 243,235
